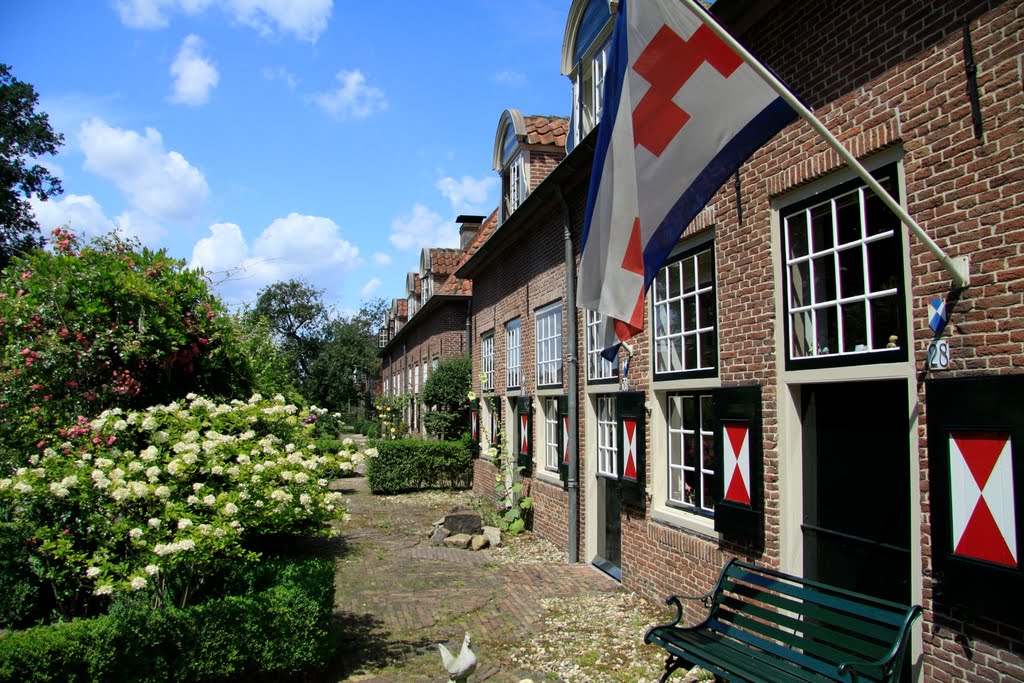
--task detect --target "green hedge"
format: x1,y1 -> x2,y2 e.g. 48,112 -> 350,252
366,437 -> 474,494
0,557 -> 335,682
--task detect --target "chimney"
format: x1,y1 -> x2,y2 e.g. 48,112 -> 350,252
456,214 -> 485,250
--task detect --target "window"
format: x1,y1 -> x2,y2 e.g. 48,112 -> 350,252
536,302 -> 563,387
667,393 -> 718,515
596,396 -> 617,477
414,364 -> 419,394
481,333 -> 495,391
586,309 -> 617,381
569,0 -> 612,148
500,124 -> 528,223
544,398 -> 560,472
782,165 -> 906,366
653,245 -> 717,377
432,356 -> 439,372
506,318 -> 522,389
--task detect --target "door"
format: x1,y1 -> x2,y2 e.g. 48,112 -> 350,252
594,395 -> 622,580
801,379 -> 911,605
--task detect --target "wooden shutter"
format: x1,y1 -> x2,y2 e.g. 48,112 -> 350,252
489,398 -> 501,450
558,395 -> 570,484
711,385 -> 764,545
617,391 -> 646,507
928,375 -> 1024,626
515,395 -> 533,474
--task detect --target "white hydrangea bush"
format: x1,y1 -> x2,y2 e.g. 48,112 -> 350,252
0,393 -> 359,606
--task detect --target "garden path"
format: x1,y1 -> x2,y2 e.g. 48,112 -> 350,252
326,472 -> 652,682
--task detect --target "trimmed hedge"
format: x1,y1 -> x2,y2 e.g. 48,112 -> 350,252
0,557 -> 335,682
366,437 -> 473,494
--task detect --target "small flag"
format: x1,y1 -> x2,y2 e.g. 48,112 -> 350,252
578,0 -> 795,342
929,298 -> 948,335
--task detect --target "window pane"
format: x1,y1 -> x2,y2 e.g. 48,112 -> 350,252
697,249 -> 713,288
682,256 -> 695,293
811,203 -> 834,251
669,396 -> 682,431
684,335 -> 697,368
790,261 -> 811,308
835,190 -> 862,245
670,337 -> 683,370
671,300 -> 682,335
700,332 -> 716,368
838,246 -> 865,297
841,301 -> 868,352
670,467 -> 683,504
787,211 -> 809,258
867,237 -> 900,293
655,303 -> 668,336
655,268 -> 667,300
668,261 -> 681,299
870,295 -> 901,350
701,396 -> 714,431
655,338 -> 669,374
684,467 -> 699,506
812,255 -> 837,303
864,186 -> 898,237
698,291 -> 714,328
683,396 -> 697,431
815,305 -> 838,355
683,297 -> 697,331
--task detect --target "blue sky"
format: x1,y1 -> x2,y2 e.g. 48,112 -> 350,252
1,0 -> 573,314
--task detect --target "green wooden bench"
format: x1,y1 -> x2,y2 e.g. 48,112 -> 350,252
644,559 -> 922,683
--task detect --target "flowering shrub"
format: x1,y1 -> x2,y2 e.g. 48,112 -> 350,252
0,229 -> 245,467
373,393 -> 410,440
0,393 -> 361,617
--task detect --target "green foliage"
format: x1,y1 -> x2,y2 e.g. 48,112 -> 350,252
0,556 -> 336,682
220,309 -> 302,403
253,279 -> 328,381
373,393 -> 410,440
0,521 -> 46,629
0,64 -> 64,269
0,230 -> 246,465
420,356 -> 471,440
0,394 -> 360,619
365,438 -> 473,495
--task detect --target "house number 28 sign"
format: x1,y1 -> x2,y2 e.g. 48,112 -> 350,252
928,339 -> 950,370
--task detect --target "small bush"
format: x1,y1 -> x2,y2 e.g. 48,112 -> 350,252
365,438 -> 473,494
0,556 -> 335,682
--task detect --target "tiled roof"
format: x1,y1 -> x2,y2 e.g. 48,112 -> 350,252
462,209 -> 499,260
523,115 -> 569,148
413,274 -> 421,295
396,299 -> 408,318
439,273 -> 472,296
430,248 -> 463,275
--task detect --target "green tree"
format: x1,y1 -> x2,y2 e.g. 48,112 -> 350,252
304,298 -> 386,412
253,279 -> 328,381
420,356 -> 471,440
0,64 -> 64,269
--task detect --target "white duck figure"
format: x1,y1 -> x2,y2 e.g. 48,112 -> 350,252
438,632 -> 477,683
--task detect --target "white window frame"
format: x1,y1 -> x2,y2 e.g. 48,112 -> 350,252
596,396 -> 617,478
506,318 -> 522,389
782,168 -> 905,363
414,364 -> 419,394
535,301 -> 563,388
653,244 -> 717,376
481,333 -> 495,391
586,309 -> 617,381
667,393 -> 716,515
544,397 -> 560,472
504,152 -> 527,220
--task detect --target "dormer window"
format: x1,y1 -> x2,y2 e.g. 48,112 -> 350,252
562,0 -> 614,149
501,121 -> 527,223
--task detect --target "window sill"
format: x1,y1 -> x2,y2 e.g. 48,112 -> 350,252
534,471 -> 564,490
651,505 -> 720,540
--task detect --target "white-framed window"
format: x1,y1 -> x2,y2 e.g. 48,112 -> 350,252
667,393 -> 718,514
536,301 -> 563,387
423,360 -> 429,385
596,396 -> 617,477
500,123 -> 528,223
544,397 -> 560,472
653,244 -> 717,377
481,333 -> 495,391
506,318 -> 522,388
782,165 -> 906,366
586,309 -> 617,381
432,356 -> 439,372
569,0 -> 612,148
414,364 -> 419,394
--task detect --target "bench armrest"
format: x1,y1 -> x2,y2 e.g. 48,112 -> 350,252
836,605 -> 923,681
651,587 -> 718,631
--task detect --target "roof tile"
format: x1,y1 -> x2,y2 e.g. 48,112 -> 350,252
523,115 -> 569,148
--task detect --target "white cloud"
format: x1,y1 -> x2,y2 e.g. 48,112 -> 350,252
372,252 -> 392,266
389,204 -> 457,252
189,213 -> 360,304
436,175 -> 498,214
313,70 -> 387,120
28,195 -> 166,247
113,0 -> 332,42
79,118 -> 209,222
493,69 -> 528,87
359,277 -> 382,298
170,35 -> 219,105
262,66 -> 299,89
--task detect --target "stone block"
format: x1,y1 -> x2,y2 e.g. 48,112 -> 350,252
443,533 -> 472,549
482,526 -> 502,548
430,527 -> 451,546
470,534 -> 489,551
443,511 -> 483,536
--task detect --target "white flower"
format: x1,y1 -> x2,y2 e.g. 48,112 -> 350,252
342,437 -> 354,446
203,494 -> 216,506
128,461 -> 144,472
94,584 -> 113,595
114,420 -> 128,431
49,482 -> 70,497
187,495 -> 200,505
178,518 -> 193,529
153,431 -> 169,443
146,466 -> 161,480
179,539 -> 196,551
145,564 -> 160,575
294,472 -> 309,484
148,518 -> 161,528
129,528 -> 144,540
166,461 -> 183,476
222,502 -> 238,515
299,493 -> 311,506
237,454 -> 251,465
140,446 -> 159,461
182,453 -> 197,465
210,466 -> 223,475
86,567 -> 102,578
130,577 -> 147,591
141,417 -> 158,431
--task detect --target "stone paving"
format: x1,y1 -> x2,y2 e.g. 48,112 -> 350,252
327,475 -> 623,682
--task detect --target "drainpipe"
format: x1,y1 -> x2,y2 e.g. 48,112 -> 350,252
556,185 -> 580,563
466,299 -> 473,357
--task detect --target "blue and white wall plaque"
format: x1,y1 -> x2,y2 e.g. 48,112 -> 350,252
929,298 -> 949,335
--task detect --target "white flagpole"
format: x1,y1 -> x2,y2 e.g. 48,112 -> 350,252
677,0 -> 969,288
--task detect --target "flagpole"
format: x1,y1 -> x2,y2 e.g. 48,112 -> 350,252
679,0 -> 969,288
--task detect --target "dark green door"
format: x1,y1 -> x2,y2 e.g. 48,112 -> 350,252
801,379 -> 911,605
593,394 -> 622,580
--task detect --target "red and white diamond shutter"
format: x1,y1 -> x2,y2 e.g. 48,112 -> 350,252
617,392 -> 646,506
949,431 -> 1017,567
722,421 -> 752,505
558,396 -> 569,483
471,410 -> 478,442
515,396 -> 532,474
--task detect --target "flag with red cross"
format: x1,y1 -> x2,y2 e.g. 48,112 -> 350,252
578,0 -> 795,345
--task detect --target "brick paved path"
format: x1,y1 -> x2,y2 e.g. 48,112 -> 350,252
329,476 -> 621,682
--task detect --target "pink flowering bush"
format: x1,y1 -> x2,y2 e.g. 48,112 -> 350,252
0,229 -> 248,467
0,393 -> 364,619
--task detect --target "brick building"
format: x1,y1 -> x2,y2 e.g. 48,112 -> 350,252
456,1 -> 1024,681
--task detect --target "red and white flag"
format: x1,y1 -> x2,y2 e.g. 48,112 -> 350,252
578,0 -> 795,346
